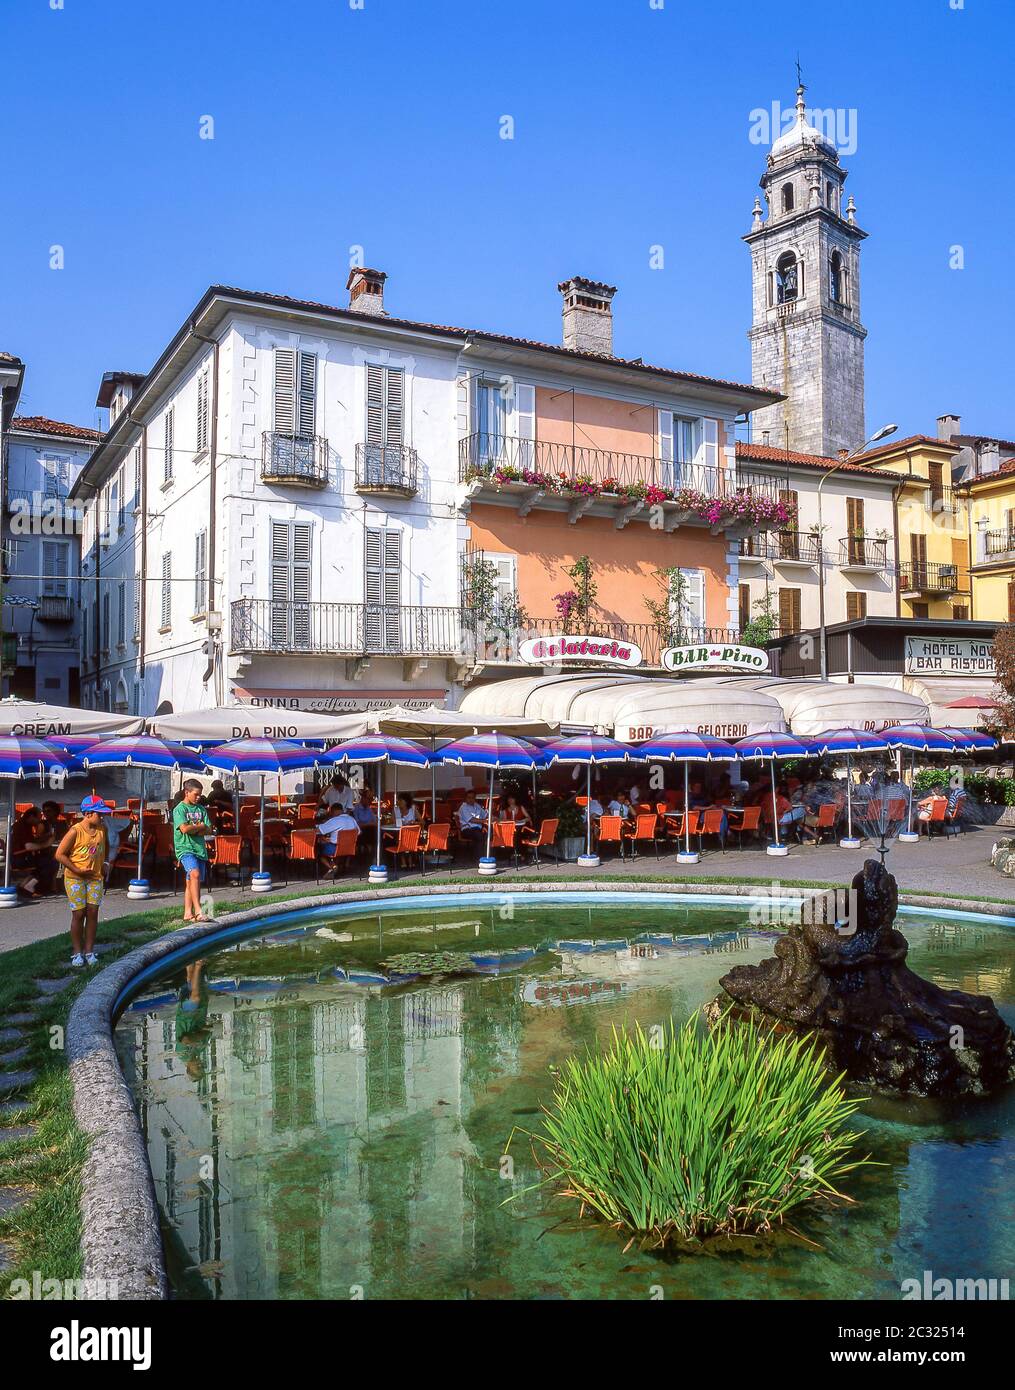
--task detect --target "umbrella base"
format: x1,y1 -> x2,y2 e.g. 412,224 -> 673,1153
127,879 -> 150,901
839,836 -> 863,849
250,872 -> 273,893
0,886 -> 17,909
897,831 -> 920,843
677,851 -> 700,865
477,857 -> 498,877
577,853 -> 600,869
766,844 -> 790,857
368,864 -> 389,885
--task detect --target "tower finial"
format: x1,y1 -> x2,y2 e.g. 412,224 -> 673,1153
795,55 -> 806,119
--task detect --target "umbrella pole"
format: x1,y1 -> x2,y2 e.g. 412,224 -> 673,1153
586,762 -> 593,858
3,782 -> 12,891
486,766 -> 494,861
770,759 -> 781,849
431,736 -> 437,823
685,761 -> 691,855
259,774 -> 266,877
376,763 -> 383,868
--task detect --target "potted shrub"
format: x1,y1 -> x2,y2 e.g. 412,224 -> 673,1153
551,798 -> 586,862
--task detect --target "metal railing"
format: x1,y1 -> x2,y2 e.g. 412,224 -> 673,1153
261,432 -> 329,486
838,535 -> 889,569
983,529 -> 1015,561
466,615 -> 742,669
898,561 -> 961,594
37,595 -> 75,622
459,432 -> 780,500
3,489 -> 84,526
230,599 -> 464,657
740,531 -> 821,564
354,442 -> 419,494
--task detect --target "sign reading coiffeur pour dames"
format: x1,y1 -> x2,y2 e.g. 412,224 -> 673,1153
662,642 -> 770,673
518,634 -> 644,667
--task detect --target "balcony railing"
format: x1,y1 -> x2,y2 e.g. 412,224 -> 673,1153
982,529 -> 1015,562
458,432 -> 780,502
261,432 -> 329,487
838,535 -> 889,569
3,490 -> 84,528
740,531 -> 821,564
231,600 -> 464,657
898,561 -> 961,595
355,442 -> 418,495
467,615 -> 742,670
37,595 -> 75,623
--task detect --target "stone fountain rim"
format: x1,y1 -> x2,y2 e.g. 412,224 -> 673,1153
65,879 -> 1015,1301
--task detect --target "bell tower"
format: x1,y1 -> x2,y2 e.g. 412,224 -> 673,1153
745,85 -> 867,456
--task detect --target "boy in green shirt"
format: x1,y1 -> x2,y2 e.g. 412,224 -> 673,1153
173,779 -> 213,922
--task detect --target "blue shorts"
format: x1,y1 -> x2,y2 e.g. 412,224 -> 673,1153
180,854 -> 207,880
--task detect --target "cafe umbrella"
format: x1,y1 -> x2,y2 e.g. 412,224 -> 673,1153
807,727 -> 892,848
202,738 -> 321,893
320,734 -> 431,884
542,734 -> 643,869
0,737 -> 74,907
81,736 -> 206,900
880,724 -> 983,843
731,731 -> 811,857
436,733 -> 546,876
636,731 -> 739,864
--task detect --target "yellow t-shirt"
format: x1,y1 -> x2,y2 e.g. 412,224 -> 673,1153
62,822 -> 109,880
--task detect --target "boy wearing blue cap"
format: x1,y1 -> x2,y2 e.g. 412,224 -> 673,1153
54,796 -> 112,967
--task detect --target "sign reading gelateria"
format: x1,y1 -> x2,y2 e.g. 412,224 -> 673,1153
518,635 -> 643,667
662,642 -> 770,673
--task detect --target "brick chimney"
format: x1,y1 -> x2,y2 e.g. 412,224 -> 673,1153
558,276 -> 617,355
937,413 -> 961,440
346,266 -> 387,317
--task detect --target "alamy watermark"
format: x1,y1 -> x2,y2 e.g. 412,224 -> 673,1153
748,99 -> 858,157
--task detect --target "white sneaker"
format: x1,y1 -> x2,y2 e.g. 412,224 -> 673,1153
70,953 -> 85,968
85,952 -> 99,966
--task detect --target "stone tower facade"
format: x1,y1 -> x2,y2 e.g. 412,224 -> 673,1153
745,87 -> 867,457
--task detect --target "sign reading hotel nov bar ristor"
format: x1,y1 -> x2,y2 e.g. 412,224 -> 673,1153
662,642 -> 770,672
519,635 -> 643,667
904,636 -> 995,676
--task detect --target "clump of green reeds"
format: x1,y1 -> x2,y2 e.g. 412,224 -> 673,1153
512,1014 -> 871,1247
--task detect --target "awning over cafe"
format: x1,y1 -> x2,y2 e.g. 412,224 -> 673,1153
711,678 -> 930,736
371,705 -> 560,739
902,677 -> 997,730
148,705 -> 372,743
0,697 -> 144,738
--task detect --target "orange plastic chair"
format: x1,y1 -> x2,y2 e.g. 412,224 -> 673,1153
330,828 -> 360,876
623,813 -> 660,858
384,824 -> 423,873
491,819 -> 520,868
210,834 -> 244,887
421,822 -> 452,876
14,802 -> 33,816
296,802 -> 318,823
596,814 -> 625,861
944,793 -> 966,836
813,802 -> 838,843
287,826 -> 319,882
520,817 -> 558,868
699,807 -> 727,854
730,804 -> 762,848
919,797 -> 948,837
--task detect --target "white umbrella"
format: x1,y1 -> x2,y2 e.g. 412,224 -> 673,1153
0,697 -> 143,738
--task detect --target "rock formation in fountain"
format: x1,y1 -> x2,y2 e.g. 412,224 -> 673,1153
711,859 -> 1015,1098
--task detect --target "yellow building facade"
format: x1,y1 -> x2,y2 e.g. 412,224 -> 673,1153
855,434 -> 971,619
963,462 -> 1015,622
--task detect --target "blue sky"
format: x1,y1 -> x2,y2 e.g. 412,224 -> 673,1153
3,0 -> 1012,440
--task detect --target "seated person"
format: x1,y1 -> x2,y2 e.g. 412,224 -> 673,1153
392,793 -> 419,829
628,784 -> 642,808
607,791 -> 634,819
41,800 -> 69,835
688,781 -> 709,810
206,779 -> 233,809
457,788 -> 489,843
316,808 -> 359,874
321,773 -> 356,812
579,793 -> 604,822
760,786 -> 797,838
351,789 -> 378,829
500,794 -> 532,827
916,785 -> 947,834
10,807 -> 56,895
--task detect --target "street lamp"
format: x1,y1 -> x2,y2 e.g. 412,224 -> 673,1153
816,423 -> 898,680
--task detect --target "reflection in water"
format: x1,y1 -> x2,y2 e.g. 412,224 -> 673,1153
115,904 -> 1015,1301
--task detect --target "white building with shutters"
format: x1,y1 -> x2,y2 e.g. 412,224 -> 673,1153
2,414 -> 101,703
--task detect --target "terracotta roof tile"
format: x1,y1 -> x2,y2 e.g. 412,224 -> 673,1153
735,441 -> 899,479
11,415 -> 103,442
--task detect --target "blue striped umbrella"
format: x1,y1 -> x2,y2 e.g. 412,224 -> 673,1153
203,739 -> 321,881
82,737 -> 207,889
879,724 -> 958,753
437,734 -> 547,866
636,732 -> 739,860
732,731 -> 811,853
935,726 -> 997,752
806,728 -> 891,844
323,735 -> 431,873
0,737 -> 74,896
543,735 -> 643,863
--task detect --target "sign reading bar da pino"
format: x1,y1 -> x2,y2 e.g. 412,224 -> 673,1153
662,641 -> 770,673
518,634 -> 643,667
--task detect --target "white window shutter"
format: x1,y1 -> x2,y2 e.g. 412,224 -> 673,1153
197,370 -> 209,452
297,353 -> 316,436
382,529 -> 401,605
274,349 -> 296,435
658,410 -> 673,463
385,368 -> 404,446
702,418 -> 719,471
163,408 -> 174,483
161,553 -> 172,628
364,527 -> 383,604
515,383 -> 535,467
366,364 -> 385,444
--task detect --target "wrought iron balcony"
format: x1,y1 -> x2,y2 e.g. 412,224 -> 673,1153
458,432 -> 781,506
981,528 -> 1015,563
37,595 -> 75,623
230,599 -> 465,657
838,535 -> 889,571
740,531 -> 822,565
465,615 -> 742,670
898,561 -> 962,595
355,442 -> 419,496
261,432 -> 329,487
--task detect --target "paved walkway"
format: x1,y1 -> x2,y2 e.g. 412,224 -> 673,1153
2,824 -> 1009,956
